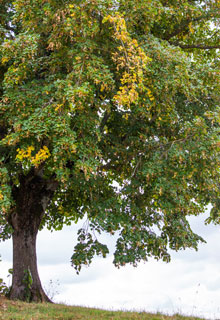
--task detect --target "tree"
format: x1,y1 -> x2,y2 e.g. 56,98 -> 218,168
0,0 -> 220,302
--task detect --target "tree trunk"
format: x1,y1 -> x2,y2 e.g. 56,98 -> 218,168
10,228 -> 51,302
7,172 -> 57,302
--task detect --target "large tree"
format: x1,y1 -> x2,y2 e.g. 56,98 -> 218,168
0,0 -> 220,302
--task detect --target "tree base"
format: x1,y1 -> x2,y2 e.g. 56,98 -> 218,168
9,284 -> 52,303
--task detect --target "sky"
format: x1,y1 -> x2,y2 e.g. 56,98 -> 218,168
1,207 -> 220,319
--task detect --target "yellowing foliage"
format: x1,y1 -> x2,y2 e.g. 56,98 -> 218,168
103,13 -> 153,107
31,146 -> 51,167
16,146 -> 51,167
16,146 -> 35,161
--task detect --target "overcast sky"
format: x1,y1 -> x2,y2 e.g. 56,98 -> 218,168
1,207 -> 220,319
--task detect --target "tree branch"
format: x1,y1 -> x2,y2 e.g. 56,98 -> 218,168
169,42 -> 220,50
162,11 -> 220,41
100,111 -> 110,133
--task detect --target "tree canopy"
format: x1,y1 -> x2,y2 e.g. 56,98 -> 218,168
0,0 -> 220,301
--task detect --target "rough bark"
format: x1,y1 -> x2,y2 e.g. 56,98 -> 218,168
10,229 -> 51,302
7,171 -> 58,302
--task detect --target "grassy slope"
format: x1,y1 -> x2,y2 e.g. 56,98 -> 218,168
0,296 -> 204,320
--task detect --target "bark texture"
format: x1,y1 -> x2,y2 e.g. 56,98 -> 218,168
10,229 -> 51,302
7,171 -> 57,302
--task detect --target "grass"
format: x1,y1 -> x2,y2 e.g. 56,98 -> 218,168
0,295 -> 205,320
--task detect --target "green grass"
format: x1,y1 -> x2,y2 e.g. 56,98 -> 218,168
0,296 -> 204,320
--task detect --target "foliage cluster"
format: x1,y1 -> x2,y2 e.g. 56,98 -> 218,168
0,257 -> 11,297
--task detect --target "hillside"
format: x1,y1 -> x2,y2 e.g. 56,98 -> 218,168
0,296 -> 204,320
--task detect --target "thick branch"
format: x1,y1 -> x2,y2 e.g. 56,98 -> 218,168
100,111 -> 110,133
163,11 -> 220,41
169,42 -> 220,50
